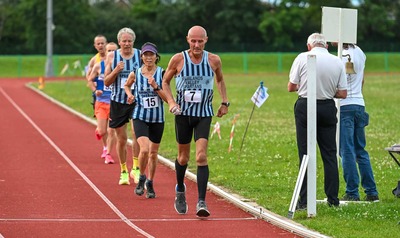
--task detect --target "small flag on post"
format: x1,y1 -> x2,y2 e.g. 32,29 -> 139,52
228,114 -> 240,152
211,122 -> 221,139
238,82 -> 269,161
251,82 -> 269,108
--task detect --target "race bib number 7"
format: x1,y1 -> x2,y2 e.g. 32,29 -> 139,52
184,90 -> 201,103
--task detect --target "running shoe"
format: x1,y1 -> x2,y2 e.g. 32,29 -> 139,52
135,176 -> 146,196
104,154 -> 114,164
145,180 -> 156,198
130,167 -> 140,184
101,149 -> 107,159
118,171 -> 130,185
174,184 -> 188,214
196,200 -> 210,217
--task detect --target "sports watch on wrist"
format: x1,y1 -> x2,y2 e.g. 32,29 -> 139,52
221,102 -> 230,107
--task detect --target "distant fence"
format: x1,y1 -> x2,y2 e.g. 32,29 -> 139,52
0,52 -> 399,78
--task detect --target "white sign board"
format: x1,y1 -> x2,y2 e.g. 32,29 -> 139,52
321,7 -> 357,43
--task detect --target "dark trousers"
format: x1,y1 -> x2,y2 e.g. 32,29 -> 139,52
294,98 -> 339,206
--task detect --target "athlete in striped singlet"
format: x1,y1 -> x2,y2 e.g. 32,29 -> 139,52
162,26 -> 229,217
104,27 -> 141,186
87,42 -> 118,165
86,35 -> 107,117
124,42 -> 167,199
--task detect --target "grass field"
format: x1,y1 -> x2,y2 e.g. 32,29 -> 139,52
4,53 -> 400,238
1,52 -> 399,77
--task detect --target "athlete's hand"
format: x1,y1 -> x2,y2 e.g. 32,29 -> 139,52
95,90 -> 103,97
217,105 -> 228,117
127,94 -> 135,104
170,104 -> 181,115
115,62 -> 124,73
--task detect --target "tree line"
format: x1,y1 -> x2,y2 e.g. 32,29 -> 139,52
0,0 -> 398,55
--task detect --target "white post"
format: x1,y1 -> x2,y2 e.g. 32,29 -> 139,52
307,55 -> 317,217
335,8 -> 343,162
288,154 -> 310,219
45,0 -> 54,77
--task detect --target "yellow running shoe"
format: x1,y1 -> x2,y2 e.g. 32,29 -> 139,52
119,171 -> 130,185
130,167 -> 140,184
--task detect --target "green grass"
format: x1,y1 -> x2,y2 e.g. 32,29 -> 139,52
1,52 -> 399,78
31,71 -> 400,238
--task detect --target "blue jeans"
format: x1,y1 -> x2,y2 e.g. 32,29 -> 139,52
339,105 -> 378,198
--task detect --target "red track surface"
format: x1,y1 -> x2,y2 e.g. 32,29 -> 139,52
0,78 -> 301,238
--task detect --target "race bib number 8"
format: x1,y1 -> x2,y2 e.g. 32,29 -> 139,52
184,90 -> 201,103
143,96 -> 159,109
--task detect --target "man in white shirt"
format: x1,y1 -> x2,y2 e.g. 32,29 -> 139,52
288,33 -> 347,209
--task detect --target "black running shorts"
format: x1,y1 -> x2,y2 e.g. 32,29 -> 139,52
109,100 -> 135,129
175,116 -> 212,144
133,119 -> 164,144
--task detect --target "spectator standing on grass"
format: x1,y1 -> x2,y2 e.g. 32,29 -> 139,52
86,35 -> 108,115
288,33 -> 347,209
124,42 -> 167,199
335,43 -> 379,202
162,25 -> 229,217
104,27 -> 141,185
87,42 -> 118,164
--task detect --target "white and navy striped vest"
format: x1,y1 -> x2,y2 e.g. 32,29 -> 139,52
110,48 -> 141,104
175,50 -> 214,117
133,66 -> 165,123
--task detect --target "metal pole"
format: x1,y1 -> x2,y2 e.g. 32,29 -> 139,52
307,54 -> 317,217
45,0 -> 54,77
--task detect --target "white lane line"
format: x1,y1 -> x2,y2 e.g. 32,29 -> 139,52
0,87 -> 154,238
0,217 -> 257,222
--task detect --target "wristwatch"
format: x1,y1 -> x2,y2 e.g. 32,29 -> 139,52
221,102 -> 230,107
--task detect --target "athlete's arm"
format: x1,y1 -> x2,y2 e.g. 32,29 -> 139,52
104,51 -> 123,87
210,53 -> 228,118
87,62 -> 100,93
124,71 -> 136,104
85,57 -> 95,81
162,53 -> 182,113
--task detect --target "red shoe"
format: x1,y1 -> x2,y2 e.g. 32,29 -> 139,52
95,129 -> 102,140
101,149 -> 107,159
104,154 -> 114,164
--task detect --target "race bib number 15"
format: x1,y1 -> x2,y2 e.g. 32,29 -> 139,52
143,96 -> 159,109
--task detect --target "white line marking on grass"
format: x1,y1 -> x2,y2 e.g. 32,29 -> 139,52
0,87 -> 154,238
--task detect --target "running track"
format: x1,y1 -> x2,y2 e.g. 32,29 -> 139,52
0,78 -> 318,238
